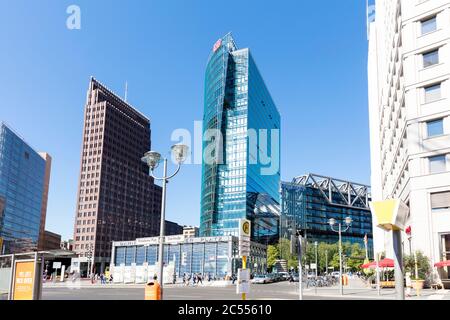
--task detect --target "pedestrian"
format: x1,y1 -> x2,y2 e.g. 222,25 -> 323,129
187,273 -> 191,286
198,274 -> 203,285
100,273 -> 106,284
109,274 -> 113,284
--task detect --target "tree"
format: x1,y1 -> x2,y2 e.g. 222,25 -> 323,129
267,245 -> 279,271
403,251 -> 431,280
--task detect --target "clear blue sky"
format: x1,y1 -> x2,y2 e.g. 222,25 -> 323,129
0,0 -> 370,240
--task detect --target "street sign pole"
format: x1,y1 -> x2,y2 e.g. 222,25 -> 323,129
298,234 -> 303,300
242,256 -> 247,301
238,219 -> 251,300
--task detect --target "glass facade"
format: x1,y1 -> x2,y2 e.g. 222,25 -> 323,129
281,180 -> 374,257
200,33 -> 281,245
0,123 -> 46,254
111,236 -> 267,282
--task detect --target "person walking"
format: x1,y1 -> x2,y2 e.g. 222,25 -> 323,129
198,273 -> 203,285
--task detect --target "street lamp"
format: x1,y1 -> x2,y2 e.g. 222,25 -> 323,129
296,229 -> 305,300
142,144 -> 189,299
329,216 -> 352,296
314,241 -> 318,278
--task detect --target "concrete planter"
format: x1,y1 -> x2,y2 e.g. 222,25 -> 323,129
412,280 -> 425,290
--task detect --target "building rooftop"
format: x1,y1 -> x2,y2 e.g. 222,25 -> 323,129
287,173 -> 371,210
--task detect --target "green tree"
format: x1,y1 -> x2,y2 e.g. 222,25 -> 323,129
403,251 -> 431,280
267,245 -> 279,270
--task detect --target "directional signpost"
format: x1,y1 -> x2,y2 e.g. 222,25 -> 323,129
370,199 -> 409,300
238,219 -> 251,300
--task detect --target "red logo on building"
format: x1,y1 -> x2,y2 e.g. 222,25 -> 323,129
213,39 -> 222,53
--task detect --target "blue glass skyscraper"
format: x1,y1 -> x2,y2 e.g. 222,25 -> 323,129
0,123 -> 49,254
200,34 -> 281,245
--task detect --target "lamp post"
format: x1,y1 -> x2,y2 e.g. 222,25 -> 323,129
329,217 -> 352,296
142,144 -> 189,299
296,229 -> 305,300
314,241 -> 318,278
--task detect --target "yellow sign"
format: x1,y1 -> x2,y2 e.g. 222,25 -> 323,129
369,199 -> 409,231
0,237 -> 3,252
242,221 -> 250,236
13,261 -> 35,300
239,219 -> 251,238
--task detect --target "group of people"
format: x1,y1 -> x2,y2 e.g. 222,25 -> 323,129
182,273 -> 228,286
90,272 -> 113,284
182,273 -> 204,286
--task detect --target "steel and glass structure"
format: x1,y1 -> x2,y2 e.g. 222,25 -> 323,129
110,235 -> 267,283
281,174 -> 374,256
0,123 -> 50,254
200,33 -> 281,245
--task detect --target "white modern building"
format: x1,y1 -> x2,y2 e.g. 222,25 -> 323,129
368,0 -> 450,282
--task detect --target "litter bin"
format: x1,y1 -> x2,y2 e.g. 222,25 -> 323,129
342,275 -> 349,286
145,281 -> 161,300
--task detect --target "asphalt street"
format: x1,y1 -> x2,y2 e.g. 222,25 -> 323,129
42,282 -> 375,300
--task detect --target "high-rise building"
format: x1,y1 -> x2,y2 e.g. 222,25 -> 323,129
73,78 -> 162,273
183,226 -> 199,238
200,33 -> 281,244
368,0 -> 450,279
164,220 -> 183,236
38,152 -> 52,250
281,174 -> 373,256
42,230 -> 62,251
0,123 -> 51,254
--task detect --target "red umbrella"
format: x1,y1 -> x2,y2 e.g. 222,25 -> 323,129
361,258 -> 395,269
361,261 -> 376,269
435,261 -> 450,268
379,258 -> 394,268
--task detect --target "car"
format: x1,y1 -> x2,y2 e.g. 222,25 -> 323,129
278,272 -> 290,281
331,271 -> 340,278
271,273 -> 283,282
289,273 -> 300,282
251,274 -> 272,284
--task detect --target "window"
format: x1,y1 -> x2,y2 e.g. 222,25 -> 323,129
429,155 -> 446,174
431,191 -> 450,212
423,49 -> 439,68
421,16 -> 437,35
424,83 -> 441,103
427,119 -> 444,137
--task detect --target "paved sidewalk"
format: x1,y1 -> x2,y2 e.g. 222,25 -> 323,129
42,278 -> 450,300
43,280 -> 233,289
300,279 -> 450,300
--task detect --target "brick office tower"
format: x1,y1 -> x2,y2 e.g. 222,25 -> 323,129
73,77 -> 162,274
